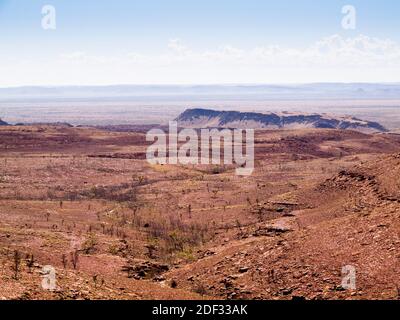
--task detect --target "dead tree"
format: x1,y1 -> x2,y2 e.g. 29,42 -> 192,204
12,250 -> 21,280
70,250 -> 79,270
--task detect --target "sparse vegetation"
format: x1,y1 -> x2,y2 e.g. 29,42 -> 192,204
0,125 -> 399,300
26,253 -> 34,273
70,250 -> 79,270
81,233 -> 98,254
12,250 -> 21,280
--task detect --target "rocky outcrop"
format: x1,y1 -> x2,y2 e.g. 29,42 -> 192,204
122,260 -> 169,280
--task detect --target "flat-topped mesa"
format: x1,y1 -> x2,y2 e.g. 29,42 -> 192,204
14,122 -> 73,127
175,108 -> 388,132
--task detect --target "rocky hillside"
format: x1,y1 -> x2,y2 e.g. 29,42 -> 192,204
165,152 -> 400,300
176,108 -> 387,132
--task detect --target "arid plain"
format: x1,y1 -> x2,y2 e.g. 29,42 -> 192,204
1,122 -> 400,300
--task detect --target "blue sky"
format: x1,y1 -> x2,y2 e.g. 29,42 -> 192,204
0,0 -> 399,86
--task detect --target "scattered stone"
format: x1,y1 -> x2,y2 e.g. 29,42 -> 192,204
153,275 -> 166,282
239,267 -> 249,273
122,260 -> 169,280
253,225 -> 292,237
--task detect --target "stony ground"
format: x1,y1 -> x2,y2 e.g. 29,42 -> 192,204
0,125 -> 399,300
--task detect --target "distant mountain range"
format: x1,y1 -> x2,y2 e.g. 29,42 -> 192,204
0,118 -> 9,126
176,108 -> 388,132
1,83 -> 400,100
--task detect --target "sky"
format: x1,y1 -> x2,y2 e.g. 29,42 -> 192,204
0,0 -> 400,86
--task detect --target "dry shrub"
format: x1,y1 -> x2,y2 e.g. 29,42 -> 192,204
81,233 -> 98,254
142,213 -> 210,259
